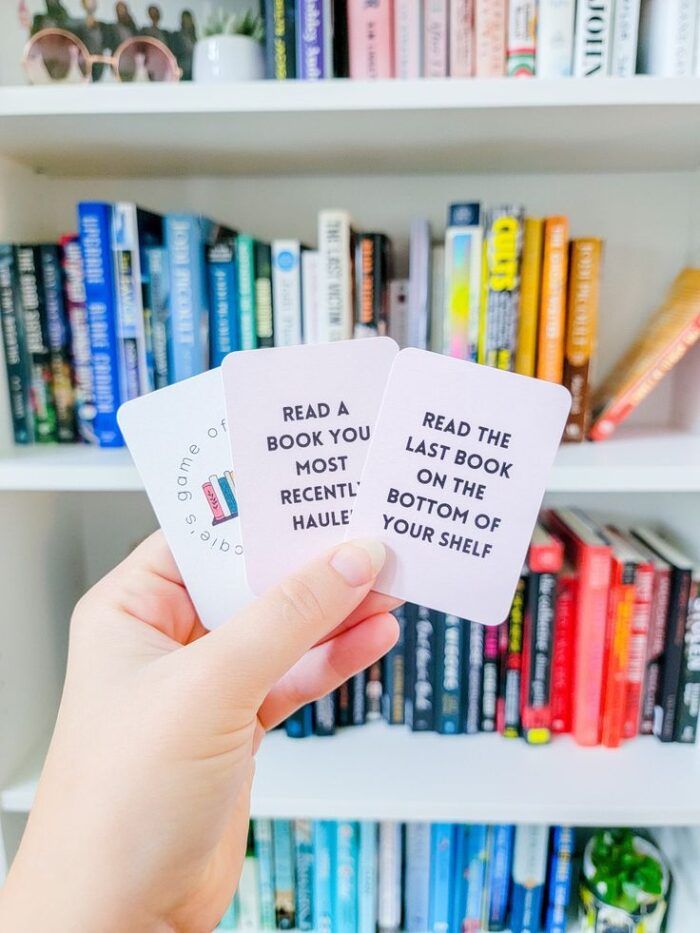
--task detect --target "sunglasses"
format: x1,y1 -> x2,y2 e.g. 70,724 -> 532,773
24,28 -> 182,84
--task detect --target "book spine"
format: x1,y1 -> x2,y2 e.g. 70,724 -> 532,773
510,825 -> 549,933
488,825 -> 515,931
354,232 -> 390,338
450,826 -> 469,933
405,822 -> 431,931
312,821 -> 334,933
563,238 -> 602,442
40,245 -> 75,442
285,703 -> 314,737
207,237 -> 239,367
610,0 -> 641,76
333,0 -> 351,76
351,668 -> 367,725
503,576 -> 526,737
464,824 -> 487,932
428,823 -> 454,933
514,218 -> 544,377
573,0 -> 613,76
112,204 -> 151,400
0,244 -> 33,444
272,819 -> 296,929
536,0 -> 575,77
254,241 -> 275,349
424,0 -> 449,76
536,216 -> 570,384
544,826 -> 575,933
435,614 -> 463,734
366,660 -> 383,720
348,0 -> 394,77
622,561 -> 654,739
464,619 -> 485,734
638,0 -> 696,76
408,218 -> 432,351
407,605 -> 435,731
474,0 -> 507,76
143,246 -> 170,390
314,692 -> 336,736
238,849 -> 262,930
378,822 -> 402,931
641,566 -> 671,734
272,240 -> 303,347
337,679 -> 352,727
60,236 -> 97,441
430,245 -> 446,353
388,279 -> 410,349
395,0 -> 423,77
268,0 -> 297,77
294,819 -> 314,931
551,572 -> 577,734
317,210 -> 353,342
357,821 -> 377,933
450,0 -> 474,76
479,205 -> 524,371
297,0 -> 331,78
236,235 -> 258,351
301,249 -> 320,345
601,562 -> 636,748
382,605 -> 407,724
674,576 -> 700,742
15,245 -> 58,443
655,567 -> 692,741
521,571 -> 557,744
507,0 -> 536,76
443,205 -> 482,361
166,215 -> 210,383
481,621 -> 499,732
574,546 -> 613,746
253,819 -> 277,930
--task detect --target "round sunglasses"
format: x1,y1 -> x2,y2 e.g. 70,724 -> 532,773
24,28 -> 182,84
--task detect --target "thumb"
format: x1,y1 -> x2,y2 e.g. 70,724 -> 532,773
197,539 -> 386,702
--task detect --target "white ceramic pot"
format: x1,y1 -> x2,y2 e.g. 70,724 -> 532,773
193,34 -> 265,82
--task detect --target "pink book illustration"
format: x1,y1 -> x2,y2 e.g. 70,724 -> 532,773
348,0 -> 395,78
475,0 -> 506,76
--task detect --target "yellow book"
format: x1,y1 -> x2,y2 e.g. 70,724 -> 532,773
536,216 -> 570,383
515,218 -> 544,377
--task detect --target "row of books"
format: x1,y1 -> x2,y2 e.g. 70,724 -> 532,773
285,509 -> 700,748
217,819 -> 577,933
265,0 -> 700,80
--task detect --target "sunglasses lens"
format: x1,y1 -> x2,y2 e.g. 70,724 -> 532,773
117,41 -> 177,82
26,33 -> 88,83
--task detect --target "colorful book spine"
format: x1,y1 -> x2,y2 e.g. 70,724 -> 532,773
514,218 -> 543,376
450,826 -> 470,933
481,621 -> 499,732
265,0 -> 297,77
521,570 -> 558,744
301,249 -> 320,345
378,822 -> 403,931
464,824 -> 488,933
488,824 -> 515,931
408,218 -> 432,350
450,0 -> 474,76
435,613 -> 464,734
405,822 -> 431,931
236,234 -> 258,351
253,819 -> 277,930
207,235 -> 239,367
677,573 -> 700,743
60,235 -> 97,443
254,241 -> 275,349
507,0 -> 536,76
464,619 -> 485,734
296,0 -> 332,78
622,557 -> 654,739
40,245 -> 75,442
600,554 -> 636,748
318,210 -> 353,342
272,819 -> 296,929
479,205 -> 524,371
165,214 -> 212,383
405,605 -> 435,731
383,604 -> 407,724
610,0 -> 641,76
536,0 -> 575,77
424,0 -> 449,76
348,0 -> 394,77
272,240 -> 303,347
544,827 -> 575,933
312,821 -> 335,933
640,559 -> 671,734
573,0 -> 613,76
443,202 -> 482,361
428,823 -> 455,933
637,0 -> 696,76
474,0 -> 506,75
358,821 -> 378,933
550,564 -> 577,734
294,819 -> 315,931
536,216 -> 570,384
354,232 -> 390,338
510,824 -> 549,933
0,245 -> 32,444
143,246 -> 170,390
503,574 -> 526,737
334,822 -> 359,932
395,0 -> 423,77
563,238 -> 602,442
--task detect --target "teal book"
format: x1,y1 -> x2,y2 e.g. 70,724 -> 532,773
313,820 -> 335,933
428,823 -> 455,932
253,819 -> 276,930
450,825 -> 470,933
236,234 -> 258,350
0,244 -> 33,443
272,819 -> 296,929
294,819 -> 315,931
464,824 -> 488,930
335,821 -> 359,933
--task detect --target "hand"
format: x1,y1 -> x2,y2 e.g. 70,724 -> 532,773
0,532 -> 399,932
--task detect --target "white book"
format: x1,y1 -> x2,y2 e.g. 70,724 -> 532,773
317,210 -> 353,342
395,0 -> 423,77
429,244 -> 445,354
610,0 -> 641,76
301,249 -> 320,344
573,0 -> 613,76
272,239 -> 303,347
388,279 -> 410,348
536,0 -> 576,77
237,855 -> 262,930
638,0 -> 697,75
408,218 -> 431,349
378,821 -> 403,930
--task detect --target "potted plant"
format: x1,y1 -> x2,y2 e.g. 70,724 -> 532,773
193,8 -> 264,83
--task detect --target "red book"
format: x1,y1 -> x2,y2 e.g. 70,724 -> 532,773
348,0 -> 394,78
547,508 -> 612,747
550,561 -> 577,734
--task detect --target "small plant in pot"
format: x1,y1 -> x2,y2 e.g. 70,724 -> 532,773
193,7 -> 265,83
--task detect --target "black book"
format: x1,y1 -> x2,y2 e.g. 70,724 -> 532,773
382,604 -> 407,725
0,245 -> 32,444
481,620 -> 500,732
353,232 -> 390,337
366,660 -> 383,721
254,241 -> 275,348
350,669 -> 367,726
434,614 -> 464,735
677,572 -> 700,743
314,692 -> 336,736
337,679 -> 352,727
40,244 -> 76,442
405,605 -> 435,732
332,0 -> 349,77
463,621 -> 484,735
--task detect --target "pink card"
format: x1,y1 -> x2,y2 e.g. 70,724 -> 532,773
222,338 -> 398,594
346,349 -> 571,625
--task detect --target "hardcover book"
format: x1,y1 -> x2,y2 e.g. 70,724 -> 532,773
563,238 -> 602,442
536,216 -> 570,384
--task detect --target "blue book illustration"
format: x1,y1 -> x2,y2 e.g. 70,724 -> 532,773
253,819 -> 276,930
464,824 -> 488,931
488,825 -> 515,931
511,824 -> 549,933
272,819 -> 296,929
294,819 -> 314,931
428,823 -> 455,933
335,822 -> 359,933
207,235 -> 240,366
544,827 -> 575,933
450,825 -> 470,933
78,201 -> 124,447
405,822 -> 431,931
285,703 -> 314,738
358,821 -> 378,933
313,821 -> 334,933
143,245 -> 170,389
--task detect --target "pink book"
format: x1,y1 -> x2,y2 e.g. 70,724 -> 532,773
348,0 -> 395,78
450,0 -> 475,76
424,0 -> 449,77
394,0 -> 422,78
474,0 -> 506,76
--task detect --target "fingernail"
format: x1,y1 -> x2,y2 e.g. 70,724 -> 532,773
330,539 -> 385,587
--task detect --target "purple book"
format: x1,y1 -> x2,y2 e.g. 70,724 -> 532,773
296,0 -> 332,78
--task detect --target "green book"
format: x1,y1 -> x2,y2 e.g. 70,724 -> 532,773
236,234 -> 258,350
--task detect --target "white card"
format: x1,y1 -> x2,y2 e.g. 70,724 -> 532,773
347,349 -> 571,625
118,368 -> 252,629
222,338 -> 399,594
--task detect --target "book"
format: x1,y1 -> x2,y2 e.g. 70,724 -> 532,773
301,249 -> 320,345
405,822 -> 431,931
428,823 -> 455,933
464,824 -> 488,933
317,210 -> 353,342
265,0 -> 297,77
388,279 -> 410,349
405,604 -> 436,731
40,245 -> 75,442
632,526 -> 694,742
253,819 -> 277,930
632,537 -> 672,735
272,819 -> 296,929
238,831 -> 262,930
435,613 -> 464,734
143,246 -> 170,390
474,0 -> 507,76
333,0 -> 351,76
337,679 -> 352,727
358,821 -> 378,933
514,218 -> 543,377
272,240 -> 304,347
351,668 -> 367,725
562,238 -> 602,442
254,241 -> 275,349
550,561 -> 577,734
285,703 -> 314,738
354,232 -> 390,338
0,244 -> 33,444
430,245 -> 446,354
589,268 -> 700,440
677,571 -> 700,743
236,234 -> 258,351
314,692 -> 336,736
479,205 -> 524,371
548,508 -> 612,746
573,0 -> 613,76
443,203 -> 481,361
481,621 -> 500,732
207,233 -> 240,367
503,573 -> 527,737
610,0 -> 641,76
335,822 -> 359,932
395,0 -> 423,77
544,826 -> 575,933
487,825 -> 515,931
637,0 -> 697,76
450,0 -> 474,76
450,826 -> 470,933
507,0 -> 537,76
408,218 -> 432,350
536,0 -> 576,77
366,660 -> 383,720
294,819 -> 314,930
348,0 -> 394,77
60,235 -> 97,444
378,822 -> 402,931
536,216 -> 570,384
424,0 -> 449,76
510,824 -> 549,933
312,821 -> 335,933
383,604 -> 407,724
296,0 -> 332,78
464,619 -> 485,734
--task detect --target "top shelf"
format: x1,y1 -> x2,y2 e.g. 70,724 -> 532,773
2,78 -> 700,177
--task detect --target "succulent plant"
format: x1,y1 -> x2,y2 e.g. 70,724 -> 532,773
203,8 -> 264,42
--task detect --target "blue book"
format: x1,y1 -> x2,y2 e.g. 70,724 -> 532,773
165,213 -> 214,383
296,0 -> 331,78
272,819 -> 296,929
488,825 -> 515,931
253,819 -> 276,930
294,819 -> 315,931
464,824 -> 488,931
450,825 -> 470,933
511,825 -> 549,933
207,234 -> 240,367
78,201 -> 123,447
544,827 -> 575,933
428,823 -> 455,933
358,821 -> 378,933
405,822 -> 432,932
143,245 -> 170,389
285,703 -> 314,738
335,822 -> 359,933
313,821 -> 335,933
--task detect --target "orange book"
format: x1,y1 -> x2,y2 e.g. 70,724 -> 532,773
590,268 -> 700,441
536,216 -> 569,383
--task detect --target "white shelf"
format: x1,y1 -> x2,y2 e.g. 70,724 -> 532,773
5,723 -> 700,825
0,427 -> 699,493
2,78 -> 700,176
